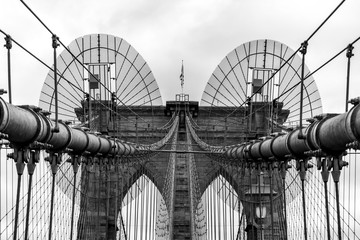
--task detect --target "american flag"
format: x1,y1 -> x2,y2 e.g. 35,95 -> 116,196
180,61 -> 184,88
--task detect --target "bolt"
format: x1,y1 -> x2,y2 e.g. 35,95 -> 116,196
7,152 -> 14,159
346,44 -> 354,58
349,97 -> 360,106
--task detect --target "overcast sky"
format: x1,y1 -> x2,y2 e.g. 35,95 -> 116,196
0,0 -> 359,113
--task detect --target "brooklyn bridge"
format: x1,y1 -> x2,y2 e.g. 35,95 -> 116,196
1,1 -> 360,240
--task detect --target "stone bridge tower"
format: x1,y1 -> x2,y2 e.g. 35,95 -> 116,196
35,34 -> 322,239
75,95 -> 290,239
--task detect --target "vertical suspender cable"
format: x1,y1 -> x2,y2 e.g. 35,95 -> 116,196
210,181 -> 213,239
152,180 -> 156,240
144,175 -> 149,240
229,168 -> 234,240
52,35 -> 60,133
88,80 -> 92,129
233,168 -> 236,240
128,163 -> 133,240
258,165 -> 263,240
25,165 -> 33,239
97,160 -> 101,239
332,156 -> 346,240
347,155 -> 350,239
222,168 -> 226,240
280,161 -> 288,239
13,149 -> 25,240
224,168 -> 228,240
237,166 -> 242,240
4,35 -> 12,104
212,181 -> 215,240
208,183 -> 210,239
0,144 -> 2,238
249,167 -> 255,240
78,162 -> 85,238
24,150 -> 38,239
269,164 -> 275,239
298,41 -> 308,139
70,157 -> 79,240
81,163 -> 87,238
125,163 -> 130,239
134,170 -> 139,240
106,164 -> 110,240
354,153 -> 357,240
324,174 -> 331,239
319,157 -> 331,240
213,179 -> 216,239
217,175 -> 221,240
345,44 -> 354,111
204,185 -> 206,239
140,170 -> 144,239
48,153 -> 59,240
114,163 -> 119,239
148,176 -> 152,240
134,169 -> 139,240
120,165 -> 128,240
301,178 -> 307,240
353,152 -> 357,240
87,164 -> 92,238
206,184 -> 209,240
141,173 -> 145,240
334,177 -> 342,239
138,169 -> 143,238
298,160 -> 308,240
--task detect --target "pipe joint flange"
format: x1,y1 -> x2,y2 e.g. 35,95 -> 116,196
45,151 -> 62,175
349,97 -> 360,106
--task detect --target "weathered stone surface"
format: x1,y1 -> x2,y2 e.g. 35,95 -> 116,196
76,100 -> 288,239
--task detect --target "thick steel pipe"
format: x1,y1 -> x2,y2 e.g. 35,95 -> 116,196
259,138 -> 274,159
111,141 -> 120,156
229,147 -> 238,159
249,141 -> 262,160
109,139 -> 126,156
225,103 -> 360,161
68,128 -> 89,153
47,121 -> 72,151
271,134 -> 290,159
37,113 -> 52,143
86,133 -> 102,154
287,128 -> 311,158
315,107 -> 360,153
0,98 -> 139,156
0,98 -> 41,145
236,145 -> 246,159
0,98 -> 178,157
117,142 -> 127,155
97,137 -> 112,155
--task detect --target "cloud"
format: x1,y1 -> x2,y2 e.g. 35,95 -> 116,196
0,0 -> 359,111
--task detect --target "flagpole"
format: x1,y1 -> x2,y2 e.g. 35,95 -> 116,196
180,60 -> 184,96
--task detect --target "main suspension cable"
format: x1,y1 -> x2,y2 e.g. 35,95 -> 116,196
0,29 -> 163,132
225,0 -> 347,119
15,1 -> 154,125
274,36 -> 360,104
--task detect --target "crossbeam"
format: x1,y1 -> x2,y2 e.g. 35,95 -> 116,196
150,149 -> 220,154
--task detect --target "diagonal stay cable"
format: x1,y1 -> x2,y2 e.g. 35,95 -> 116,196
19,0 -> 153,125
225,46 -> 301,118
0,29 -> 160,129
0,29 -> 155,131
225,0 -> 347,119
274,35 -> 360,103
